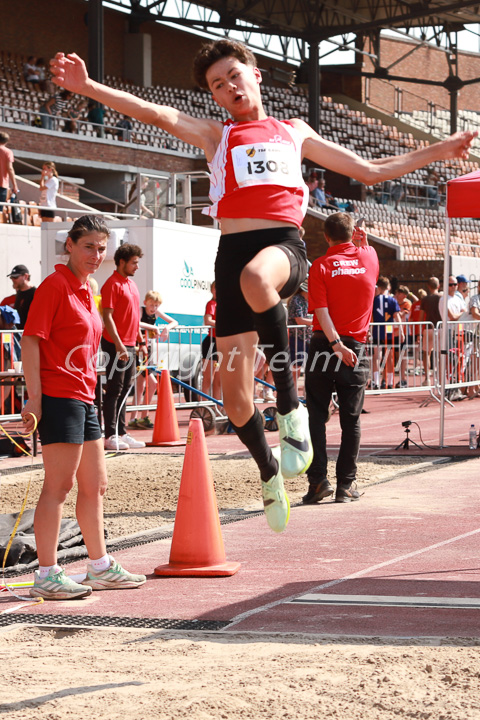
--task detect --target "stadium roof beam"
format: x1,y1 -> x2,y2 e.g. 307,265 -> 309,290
97,0 -> 480,136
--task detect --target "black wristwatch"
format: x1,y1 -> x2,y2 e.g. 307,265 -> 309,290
329,337 -> 341,347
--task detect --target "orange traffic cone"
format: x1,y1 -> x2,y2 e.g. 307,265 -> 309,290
154,418 -> 241,576
147,369 -> 185,447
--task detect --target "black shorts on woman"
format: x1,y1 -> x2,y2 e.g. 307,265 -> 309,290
214,227 -> 307,337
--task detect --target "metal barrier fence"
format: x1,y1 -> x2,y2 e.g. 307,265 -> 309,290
1,320 -> 479,424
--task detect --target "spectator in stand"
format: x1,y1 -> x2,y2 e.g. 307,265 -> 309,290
426,169 -> 439,208
307,173 -> 339,209
39,161 -> 59,221
87,101 -> 105,137
419,276 -> 441,386
115,115 -> 133,141
39,95 -> 57,130
101,243 -> 147,451
129,290 -> 178,429
0,132 -> 19,212
64,100 -> 87,133
36,58 -> 48,92
23,56 -> 39,84
7,264 -> 36,330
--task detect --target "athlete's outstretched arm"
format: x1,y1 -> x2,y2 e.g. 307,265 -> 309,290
50,53 -> 222,155
291,118 -> 477,185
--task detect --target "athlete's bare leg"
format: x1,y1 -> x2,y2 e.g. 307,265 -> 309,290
217,332 -> 257,426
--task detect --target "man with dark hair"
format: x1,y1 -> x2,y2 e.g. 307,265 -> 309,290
101,243 -> 146,451
0,131 -> 19,211
304,213 -> 379,504
50,40 -> 476,533
7,264 -> 36,330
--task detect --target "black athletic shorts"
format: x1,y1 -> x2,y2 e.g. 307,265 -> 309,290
38,394 -> 102,446
201,334 -> 218,361
214,227 -> 308,337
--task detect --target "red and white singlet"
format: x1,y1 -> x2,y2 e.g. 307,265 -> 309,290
203,117 -> 309,228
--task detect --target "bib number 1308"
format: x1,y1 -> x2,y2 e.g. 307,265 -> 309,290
232,142 -> 300,188
247,159 -> 289,175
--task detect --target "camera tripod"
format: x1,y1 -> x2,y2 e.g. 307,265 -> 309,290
395,421 -> 423,450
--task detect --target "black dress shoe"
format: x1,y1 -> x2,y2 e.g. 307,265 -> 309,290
302,479 -> 334,504
335,483 -> 362,503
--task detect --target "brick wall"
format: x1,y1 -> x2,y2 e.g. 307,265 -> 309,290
5,125 -> 206,175
361,36 -> 480,114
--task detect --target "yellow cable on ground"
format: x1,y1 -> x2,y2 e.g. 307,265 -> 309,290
0,414 -> 44,611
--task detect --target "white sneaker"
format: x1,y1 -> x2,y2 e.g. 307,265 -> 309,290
263,389 -> 276,403
121,433 -> 146,449
105,435 -> 129,451
277,402 -> 313,478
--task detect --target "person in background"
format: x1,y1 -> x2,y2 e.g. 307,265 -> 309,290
64,100 -> 87,134
287,280 -> 313,394
7,264 -> 36,330
371,277 -> 402,390
409,288 -> 427,377
201,281 -> 222,401
129,290 -> 178,429
87,101 -> 105,137
115,115 -> 133,141
455,274 -> 469,305
305,213 -> 378,504
101,244 -> 147,450
39,161 -> 59,222
23,56 -> 39,84
21,215 -> 146,600
393,285 -> 411,388
0,132 -> 19,212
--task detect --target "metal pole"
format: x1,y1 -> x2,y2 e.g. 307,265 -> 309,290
308,40 -> 320,134
439,214 -> 451,447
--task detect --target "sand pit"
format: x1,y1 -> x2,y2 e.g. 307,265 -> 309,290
2,453 -> 479,719
0,453 -> 435,538
1,625 -> 479,720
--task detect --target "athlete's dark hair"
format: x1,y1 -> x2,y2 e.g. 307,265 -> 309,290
193,39 -> 257,90
67,215 -> 110,245
323,212 -> 354,244
114,243 -> 143,266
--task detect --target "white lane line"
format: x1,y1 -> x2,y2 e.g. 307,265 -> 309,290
290,594 -> 480,609
224,525 -> 480,629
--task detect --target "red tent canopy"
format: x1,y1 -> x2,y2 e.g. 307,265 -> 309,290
446,169 -> 480,218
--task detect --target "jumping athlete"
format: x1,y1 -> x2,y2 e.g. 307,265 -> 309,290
50,41 -> 476,533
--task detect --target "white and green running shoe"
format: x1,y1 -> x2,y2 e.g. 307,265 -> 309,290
29,568 -> 92,600
277,402 -> 313,479
261,447 -> 290,533
82,556 -> 146,590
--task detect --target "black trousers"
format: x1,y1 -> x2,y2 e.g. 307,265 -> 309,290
305,334 -> 369,487
101,338 -> 136,439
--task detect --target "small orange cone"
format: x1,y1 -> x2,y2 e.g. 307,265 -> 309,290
147,369 -> 185,447
154,418 -> 241,576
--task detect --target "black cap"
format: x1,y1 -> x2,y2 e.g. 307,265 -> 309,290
7,264 -> 29,278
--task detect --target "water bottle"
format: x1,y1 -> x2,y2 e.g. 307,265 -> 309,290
469,424 -> 476,450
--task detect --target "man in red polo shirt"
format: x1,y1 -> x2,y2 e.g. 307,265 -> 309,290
101,243 -> 146,450
304,212 -> 379,504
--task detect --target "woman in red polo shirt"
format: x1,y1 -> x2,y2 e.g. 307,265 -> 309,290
21,215 -> 146,600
